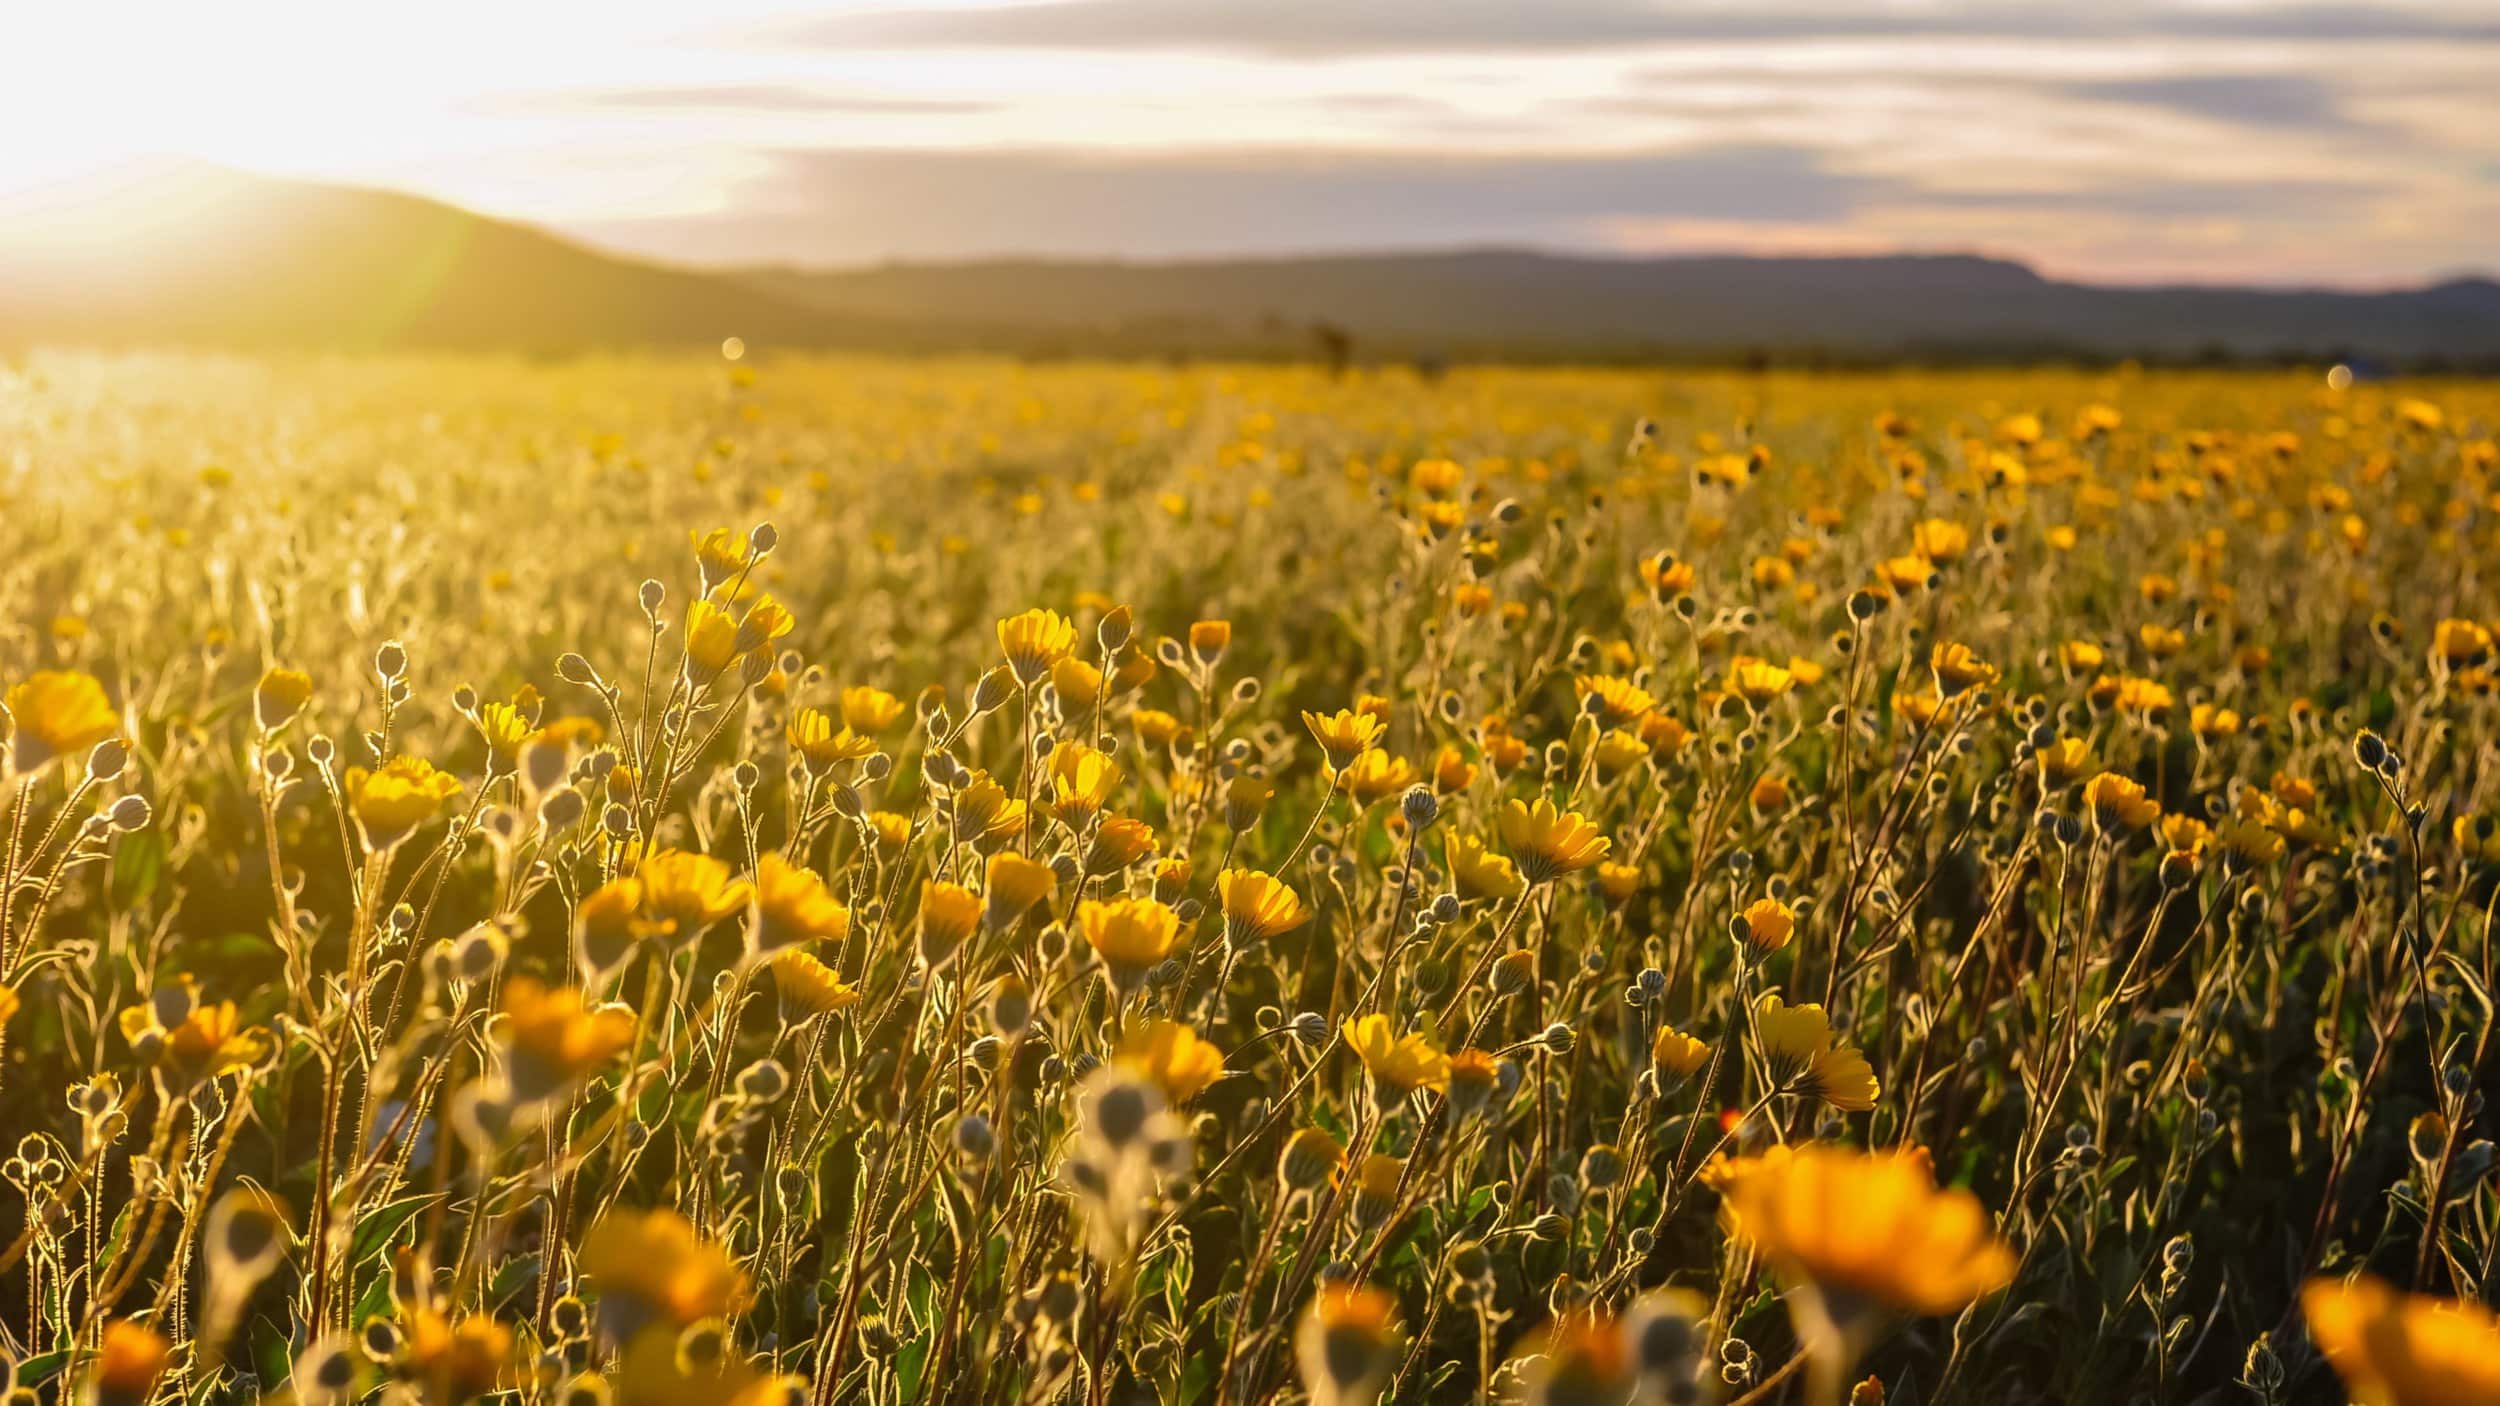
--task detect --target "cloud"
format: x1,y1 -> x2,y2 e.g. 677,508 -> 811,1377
1915,175 -> 2391,219
2065,73 -> 2360,130
763,0 -> 2500,57
571,143 -> 1905,265
474,84 -> 994,116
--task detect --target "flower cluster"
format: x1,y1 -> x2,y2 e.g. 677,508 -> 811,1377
0,357 -> 2493,1405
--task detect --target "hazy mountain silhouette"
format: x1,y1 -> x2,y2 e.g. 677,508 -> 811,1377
4,164 -> 2495,365
745,252 -> 2500,365
0,162 -> 841,352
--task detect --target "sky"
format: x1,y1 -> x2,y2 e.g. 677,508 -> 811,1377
3,1 -> 2496,286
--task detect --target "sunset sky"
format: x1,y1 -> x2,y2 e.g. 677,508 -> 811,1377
5,0 -> 2496,285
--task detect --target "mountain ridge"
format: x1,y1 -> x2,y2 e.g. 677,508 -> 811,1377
4,165 -> 2495,365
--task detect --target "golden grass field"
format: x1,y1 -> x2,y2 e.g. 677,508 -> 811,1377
0,351 -> 2495,1405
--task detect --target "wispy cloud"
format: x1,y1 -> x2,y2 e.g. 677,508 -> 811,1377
6,0 -> 2493,283
573,143 -> 1901,265
2064,73 -> 2362,131
485,84 -> 996,116
763,0 -> 2500,56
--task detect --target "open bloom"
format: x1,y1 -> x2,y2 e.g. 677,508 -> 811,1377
1086,815 -> 1158,875
1046,740 -> 1123,826
749,852 -> 850,956
472,699 -> 537,774
1080,896 -> 1183,993
1652,1025 -> 1711,1081
1118,1019 -> 1226,1105
1592,730 -> 1649,781
1445,832 -> 1526,902
1225,773 -> 1276,829
1728,658 -> 1796,707
1911,517 -> 1971,564
2453,813 -> 2500,867
1304,708 -> 1385,769
838,684 -> 906,732
684,598 -> 746,675
345,757 -> 463,849
91,1319 -> 172,1405
1335,748 -> 1419,807
950,770 -> 1029,850
635,849 -> 754,945
919,881 -> 983,966
788,707 -> 875,775
2033,737 -> 2092,786
1725,1146 -> 2013,1390
119,998 -> 272,1085
2085,772 -> 2161,832
1218,868 -> 1312,946
1297,1284 -> 1402,1406
397,1309 -> 516,1399
692,525 -> 753,592
770,948 -> 861,1020
1752,993 -> 1879,1111
1584,861 -> 1636,904
1929,641 -> 1998,697
580,1209 -> 752,1344
2303,1274 -> 2500,1406
1739,897 -> 1796,955
997,607 -> 1076,684
1344,1013 -> 1451,1096
984,851 -> 1058,930
496,977 -> 635,1104
5,669 -> 120,773
1498,797 -> 1612,884
574,875 -> 652,984
1574,674 -> 1656,726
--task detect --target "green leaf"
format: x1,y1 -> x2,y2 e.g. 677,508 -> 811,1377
1181,1350 -> 1218,1405
1163,1228 -> 1194,1320
488,1252 -> 544,1311
348,1193 -> 441,1268
351,1259 -> 397,1329
112,829 -> 167,904
896,1333 -> 933,1403
14,1349 -> 68,1387
251,1312 -> 294,1393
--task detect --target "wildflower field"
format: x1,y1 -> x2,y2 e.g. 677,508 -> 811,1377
1,350 -> 2496,1406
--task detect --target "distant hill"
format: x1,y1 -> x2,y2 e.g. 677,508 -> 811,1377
0,163 -> 844,353
4,164 -> 2495,366
745,251 -> 2500,366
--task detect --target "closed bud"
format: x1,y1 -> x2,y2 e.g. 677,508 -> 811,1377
1279,1127 -> 1345,1192
954,1114 -> 995,1160
1491,950 -> 1536,997
972,668 -> 1014,713
1401,786 -> 1439,828
1097,605 -> 1133,654
2242,1333 -> 2283,1395
2353,729 -> 2388,771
